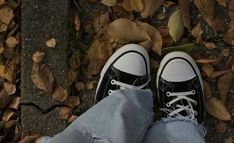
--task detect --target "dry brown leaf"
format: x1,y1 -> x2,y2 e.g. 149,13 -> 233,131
86,81 -> 95,90
52,86 -> 68,102
0,89 -> 14,109
203,80 -> 212,98
59,107 -> 72,120
202,64 -> 214,77
179,0 -> 190,31
32,51 -> 45,63
0,42 -> 4,53
163,1 -> 175,7
168,9 -> 184,42
101,0 -> 117,6
2,110 -> 15,121
157,12 -> 166,20
130,0 -> 144,12
204,42 -> 217,49
68,115 -> 78,123
3,82 -> 16,95
191,22 -> 203,43
122,0 -> 133,11
141,0 -> 164,18
224,137 -> 233,143
139,40 -> 152,51
75,82 -> 86,91
216,121 -> 227,133
224,27 -> 234,46
108,18 -> 162,55
196,59 -> 218,64
194,0 -> 224,32
31,63 -> 54,93
0,7 -> 14,24
6,36 -> 19,48
46,38 -> 57,48
74,15 -> 80,32
205,96 -> 231,121
0,0 -> 5,6
216,0 -> 226,7
0,65 -> 13,81
87,39 -> 111,75
9,96 -> 20,109
19,134 -> 40,143
64,96 -> 80,108
0,21 -> 7,32
217,72 -> 233,104
211,70 -> 230,79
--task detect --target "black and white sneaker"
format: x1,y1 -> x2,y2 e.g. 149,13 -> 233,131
94,44 -> 151,103
156,52 -> 204,123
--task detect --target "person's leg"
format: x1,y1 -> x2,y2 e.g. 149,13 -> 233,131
144,52 -> 206,143
37,44 -> 154,143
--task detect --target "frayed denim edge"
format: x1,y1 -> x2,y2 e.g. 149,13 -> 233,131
155,116 -> 207,137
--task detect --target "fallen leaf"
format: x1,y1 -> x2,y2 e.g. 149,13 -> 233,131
31,63 -> 54,93
0,89 -> 14,109
46,38 -> 57,48
59,107 -> 72,120
216,121 -> 227,133
203,80 -> 212,98
75,82 -> 86,91
69,52 -> 80,69
224,27 -> 234,46
93,11 -> 110,34
196,59 -> 218,64
2,110 -> 16,121
122,0 -> 133,11
0,0 -> 5,6
86,81 -> 95,90
211,70 -> 230,79
204,42 -> 217,49
3,82 -> 16,95
101,0 -> 117,6
205,96 -> 231,121
141,0 -> 164,18
161,43 -> 194,55
9,96 -> 20,109
202,64 -> 214,77
139,40 -> 152,51
217,72 -> 233,104
6,36 -> 19,48
224,137 -> 233,143
74,15 -> 80,32
130,0 -> 144,12
32,51 -> 45,63
163,1 -> 175,7
52,86 -> 68,102
0,7 -> 14,24
216,0 -> 226,7
0,21 -> 7,32
18,134 -> 40,143
64,96 -> 80,108
168,9 -> 184,42
179,0 -> 190,31
157,12 -> 166,20
191,22 -> 203,43
0,65 -> 13,81
68,115 -> 78,123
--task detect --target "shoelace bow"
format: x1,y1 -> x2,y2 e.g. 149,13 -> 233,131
108,78 -> 150,95
160,90 -> 198,120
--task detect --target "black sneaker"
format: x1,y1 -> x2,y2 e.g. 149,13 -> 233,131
156,52 -> 204,123
94,44 -> 151,103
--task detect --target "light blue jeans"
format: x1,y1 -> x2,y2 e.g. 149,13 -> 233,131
38,89 -> 206,143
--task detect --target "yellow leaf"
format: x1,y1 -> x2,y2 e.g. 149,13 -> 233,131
130,0 -> 144,12
206,97 -> 231,121
6,36 -> 19,48
0,7 -> 14,24
46,38 -> 57,48
101,0 -> 117,6
168,9 -> 184,42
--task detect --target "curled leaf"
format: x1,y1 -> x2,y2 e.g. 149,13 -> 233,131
191,22 -> 203,43
52,86 -> 68,102
203,80 -> 212,98
31,63 -> 54,93
6,36 -> 19,48
32,51 -> 45,63
179,0 -> 190,31
74,15 -> 80,32
59,107 -> 72,120
168,9 -> 184,42
141,0 -> 164,18
196,59 -> 218,64
46,38 -> 57,48
206,97 -> 231,121
3,82 -> 16,95
202,64 -> 214,77
122,0 -> 133,11
101,0 -> 117,6
0,7 -> 14,24
217,72 -> 233,104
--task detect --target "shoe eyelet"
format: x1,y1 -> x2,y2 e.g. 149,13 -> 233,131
166,92 -> 170,97
166,103 -> 170,107
194,111 -> 198,116
108,90 -> 112,95
111,80 -> 115,85
192,90 -> 196,95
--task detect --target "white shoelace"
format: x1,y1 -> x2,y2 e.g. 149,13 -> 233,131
108,79 -> 150,95
161,90 -> 198,120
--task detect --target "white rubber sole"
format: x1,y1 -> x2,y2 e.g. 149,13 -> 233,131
94,44 -> 150,102
156,51 -> 204,91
